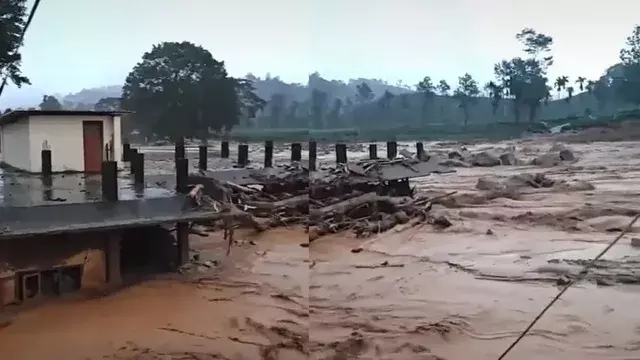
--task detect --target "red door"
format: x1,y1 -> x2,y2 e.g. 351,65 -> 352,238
82,121 -> 103,173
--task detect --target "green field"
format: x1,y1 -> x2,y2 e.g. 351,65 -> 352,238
213,111 -> 640,143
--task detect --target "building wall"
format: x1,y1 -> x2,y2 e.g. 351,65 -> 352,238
0,119 -> 31,171
0,233 -> 111,307
26,115 -> 123,172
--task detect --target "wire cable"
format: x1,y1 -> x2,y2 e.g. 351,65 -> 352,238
497,212 -> 640,359
0,0 -> 43,99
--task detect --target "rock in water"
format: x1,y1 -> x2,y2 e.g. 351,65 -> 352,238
499,152 -> 518,165
476,176 -> 506,191
471,151 -> 501,167
559,149 -> 575,161
532,152 -> 561,167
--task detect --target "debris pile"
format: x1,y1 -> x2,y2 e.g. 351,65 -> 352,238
308,158 -> 457,241
187,164 -> 309,233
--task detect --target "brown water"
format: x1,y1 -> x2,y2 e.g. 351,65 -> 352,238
3,139 -> 640,359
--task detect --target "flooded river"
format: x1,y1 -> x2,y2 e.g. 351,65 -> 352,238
2,138 -> 640,359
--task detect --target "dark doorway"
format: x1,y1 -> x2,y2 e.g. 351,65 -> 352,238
120,226 -> 176,283
82,121 -> 103,173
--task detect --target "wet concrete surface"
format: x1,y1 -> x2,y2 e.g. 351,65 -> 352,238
3,139 -> 640,359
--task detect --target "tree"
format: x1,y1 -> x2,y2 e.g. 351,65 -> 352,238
285,100 -> 299,127
565,86 -> 574,103
310,89 -> 328,129
378,90 -> 395,109
267,93 -> 285,128
484,81 -> 502,114
235,78 -> 267,120
575,76 -> 587,91
355,82 -> 374,103
555,76 -> 569,98
39,95 -> 62,110
327,98 -> 343,127
122,41 -> 252,141
416,76 -> 435,125
453,73 -> 480,128
0,0 -> 30,93
494,28 -> 553,123
94,97 -> 122,111
612,25 -> 640,106
436,80 -> 450,118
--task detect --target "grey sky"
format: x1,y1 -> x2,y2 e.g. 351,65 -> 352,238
4,0 -> 639,102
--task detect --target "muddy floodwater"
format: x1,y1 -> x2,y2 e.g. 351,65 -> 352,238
3,138 -> 640,359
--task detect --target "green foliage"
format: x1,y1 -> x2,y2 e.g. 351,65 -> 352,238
0,0 -> 29,89
453,73 -> 480,127
94,97 -> 121,111
613,26 -> 640,106
39,95 -> 62,110
122,41 -> 261,140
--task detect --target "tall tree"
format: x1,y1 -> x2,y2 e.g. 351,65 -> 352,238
484,81 -> 502,114
555,76 -> 569,98
0,0 -> 30,91
328,98 -> 343,128
39,95 -> 62,110
416,76 -> 435,125
575,76 -> 587,91
453,73 -> 480,128
494,28 -> 553,123
267,93 -> 286,128
122,41 -> 254,141
436,80 -> 450,119
285,100 -> 299,128
613,25 -> 640,106
310,89 -> 328,129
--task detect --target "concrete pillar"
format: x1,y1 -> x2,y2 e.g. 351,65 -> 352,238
387,141 -> 397,159
369,144 -> 377,159
106,233 -> 122,288
41,149 -> 52,175
122,143 -> 131,162
416,142 -> 425,160
291,143 -> 302,162
237,144 -> 249,166
101,161 -> 118,201
221,141 -> 230,158
174,138 -> 185,161
308,141 -> 317,171
264,140 -> 273,168
335,144 -> 347,164
176,222 -> 190,266
132,152 -> 144,185
176,158 -> 188,194
198,144 -> 208,171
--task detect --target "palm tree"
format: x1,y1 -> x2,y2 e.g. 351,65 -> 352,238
575,76 -> 587,91
566,86 -> 575,103
484,81 -> 502,115
436,80 -> 450,120
554,76 -> 569,99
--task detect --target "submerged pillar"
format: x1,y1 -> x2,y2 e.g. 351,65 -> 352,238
41,149 -> 52,175
101,160 -> 118,201
237,144 -> 249,166
264,140 -> 274,168
369,144 -> 377,160
176,157 -> 188,194
198,144 -> 208,171
174,138 -> 185,162
133,152 -> 145,185
416,142 -> 425,160
122,143 -> 131,162
387,141 -> 397,159
308,141 -> 317,171
221,141 -> 230,158
106,233 -> 122,288
176,222 -> 190,266
335,143 -> 347,164
291,143 -> 302,162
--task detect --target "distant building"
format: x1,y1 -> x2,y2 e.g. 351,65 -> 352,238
0,110 -> 127,173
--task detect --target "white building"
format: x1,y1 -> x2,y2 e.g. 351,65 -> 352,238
0,110 -> 125,173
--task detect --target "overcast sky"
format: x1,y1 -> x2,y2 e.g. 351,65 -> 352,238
3,0 -> 640,101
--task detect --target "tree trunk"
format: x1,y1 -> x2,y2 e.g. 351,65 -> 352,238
528,104 -> 537,123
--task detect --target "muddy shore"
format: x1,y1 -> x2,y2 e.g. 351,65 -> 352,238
2,134 -> 640,359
